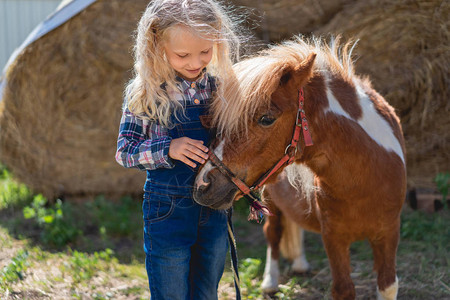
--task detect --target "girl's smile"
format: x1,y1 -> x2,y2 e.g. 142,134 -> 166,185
187,68 -> 202,75
164,25 -> 214,81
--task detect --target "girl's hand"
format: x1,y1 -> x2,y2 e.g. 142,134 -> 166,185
169,137 -> 209,168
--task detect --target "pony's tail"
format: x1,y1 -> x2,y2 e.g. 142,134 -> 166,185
279,215 -> 301,261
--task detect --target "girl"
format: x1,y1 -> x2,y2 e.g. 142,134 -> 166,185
115,0 -> 241,299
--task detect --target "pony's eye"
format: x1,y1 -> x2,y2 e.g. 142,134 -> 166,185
258,115 -> 276,127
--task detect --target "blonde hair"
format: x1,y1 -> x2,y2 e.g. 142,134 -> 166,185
126,0 -> 241,127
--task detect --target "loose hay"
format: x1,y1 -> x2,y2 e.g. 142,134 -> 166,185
315,0 -> 449,188
0,0 -> 149,199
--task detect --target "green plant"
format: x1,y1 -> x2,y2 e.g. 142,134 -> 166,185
0,250 -> 30,285
239,258 -> 263,298
85,195 -> 141,238
435,172 -> 449,209
275,277 -> 302,299
401,210 -> 449,246
23,194 -> 81,247
64,248 -> 116,283
0,167 -> 33,210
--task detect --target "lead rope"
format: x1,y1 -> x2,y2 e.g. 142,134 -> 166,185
226,208 -> 241,300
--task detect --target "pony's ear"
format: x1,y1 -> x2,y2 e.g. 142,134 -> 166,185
280,53 -> 316,88
293,53 -> 316,86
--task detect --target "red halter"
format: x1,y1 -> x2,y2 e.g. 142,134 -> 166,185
207,89 -> 313,221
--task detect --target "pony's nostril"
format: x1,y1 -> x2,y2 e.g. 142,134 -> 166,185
196,172 -> 210,189
204,172 -> 212,184
196,181 -> 210,197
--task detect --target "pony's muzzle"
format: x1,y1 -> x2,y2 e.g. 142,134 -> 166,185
193,167 -> 237,210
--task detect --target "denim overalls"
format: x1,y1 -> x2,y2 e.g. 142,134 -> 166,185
142,89 -> 228,300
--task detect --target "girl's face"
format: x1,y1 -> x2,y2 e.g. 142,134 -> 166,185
164,25 -> 214,81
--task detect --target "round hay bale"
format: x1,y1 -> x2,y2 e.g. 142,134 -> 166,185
0,0 -> 149,200
231,0 -> 357,41
315,0 -> 449,188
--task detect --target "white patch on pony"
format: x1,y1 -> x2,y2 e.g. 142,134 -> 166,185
323,81 -> 405,165
195,139 -> 225,187
377,276 -> 399,300
325,87 -> 353,120
355,85 -> 405,164
291,228 -> 310,273
214,139 -> 225,160
261,247 -> 280,293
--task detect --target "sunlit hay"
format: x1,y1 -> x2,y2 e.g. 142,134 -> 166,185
231,0 -> 359,41
0,0 -> 149,200
316,0 -> 449,188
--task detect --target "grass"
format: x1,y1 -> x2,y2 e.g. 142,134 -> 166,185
227,207 -> 450,300
0,165 -> 449,299
0,249 -> 30,284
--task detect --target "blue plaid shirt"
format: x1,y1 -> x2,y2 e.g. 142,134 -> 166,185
115,72 -> 215,170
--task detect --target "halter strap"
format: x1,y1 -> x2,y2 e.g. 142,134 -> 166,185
208,88 -> 313,221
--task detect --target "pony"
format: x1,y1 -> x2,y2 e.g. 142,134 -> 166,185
193,36 -> 406,300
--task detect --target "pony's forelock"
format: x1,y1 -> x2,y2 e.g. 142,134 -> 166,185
213,36 -> 357,139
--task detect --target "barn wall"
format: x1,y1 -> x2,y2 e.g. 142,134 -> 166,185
0,0 -> 60,70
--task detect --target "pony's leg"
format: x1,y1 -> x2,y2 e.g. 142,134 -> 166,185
261,244 -> 280,293
322,232 -> 355,300
291,227 -> 310,273
370,230 -> 400,300
261,203 -> 282,293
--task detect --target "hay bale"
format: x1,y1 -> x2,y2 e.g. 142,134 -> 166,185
231,0 -> 357,41
0,0 -> 149,200
315,0 -> 449,188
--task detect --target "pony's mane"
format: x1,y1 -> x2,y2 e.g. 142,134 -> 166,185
212,36 -> 357,139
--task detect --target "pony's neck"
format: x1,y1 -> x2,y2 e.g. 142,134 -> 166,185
299,72 -> 404,200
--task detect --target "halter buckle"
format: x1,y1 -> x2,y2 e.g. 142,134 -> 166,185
285,143 -> 298,157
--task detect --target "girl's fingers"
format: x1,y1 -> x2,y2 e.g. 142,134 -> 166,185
187,139 -> 209,153
185,143 -> 209,161
181,155 -> 197,168
185,149 -> 207,164
168,137 -> 209,167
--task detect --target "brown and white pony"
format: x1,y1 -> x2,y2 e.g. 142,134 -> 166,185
193,36 -> 406,300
